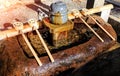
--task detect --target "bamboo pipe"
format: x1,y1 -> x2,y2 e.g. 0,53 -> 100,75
0,4 -> 113,41
0,23 -> 34,40
83,4 -> 113,16
71,9 -> 104,42
28,19 -> 54,62
13,22 -> 42,66
88,15 -> 116,41
68,4 -> 113,20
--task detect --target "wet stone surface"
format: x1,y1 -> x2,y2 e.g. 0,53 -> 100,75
70,47 -> 120,76
0,15 -> 117,76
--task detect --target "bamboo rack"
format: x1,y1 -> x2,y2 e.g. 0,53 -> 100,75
0,4 -> 114,41
28,19 -> 54,62
13,22 -> 42,66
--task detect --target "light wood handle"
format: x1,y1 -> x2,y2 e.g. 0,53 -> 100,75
22,32 -> 42,66
79,16 -> 104,42
28,19 -> 54,62
12,22 -> 42,66
88,15 -> 115,41
36,30 -> 54,62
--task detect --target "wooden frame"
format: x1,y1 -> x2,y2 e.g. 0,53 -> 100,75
86,0 -> 112,22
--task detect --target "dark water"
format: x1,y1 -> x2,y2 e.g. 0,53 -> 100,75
58,47 -> 120,76
72,47 -> 120,76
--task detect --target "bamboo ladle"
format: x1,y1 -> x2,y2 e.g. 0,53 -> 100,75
13,22 -> 42,66
71,9 -> 104,42
28,19 -> 54,62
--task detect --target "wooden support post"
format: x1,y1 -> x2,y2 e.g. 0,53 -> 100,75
101,9 -> 111,22
86,0 -> 96,9
86,0 -> 105,9
86,0 -> 111,22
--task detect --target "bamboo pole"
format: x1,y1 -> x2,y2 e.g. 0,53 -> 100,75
35,30 -> 54,62
68,4 -> 113,20
21,33 -> 42,66
71,9 -> 104,42
82,4 -> 113,16
0,4 -> 114,41
13,22 -> 42,66
79,16 -> 104,42
88,15 -> 115,41
28,19 -> 54,62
